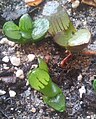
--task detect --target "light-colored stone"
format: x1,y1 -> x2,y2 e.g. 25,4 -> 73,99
8,41 -> 15,46
26,79 -> 29,86
2,56 -> 9,63
79,86 -> 86,98
72,0 -> 80,8
0,37 -> 15,46
77,74 -> 82,81
16,69 -> 24,79
3,64 -> 9,70
0,90 -> 6,95
27,54 -> 35,62
31,107 -> 36,113
0,37 -> 7,44
9,90 -> 16,97
10,56 -> 20,66
31,64 -> 38,69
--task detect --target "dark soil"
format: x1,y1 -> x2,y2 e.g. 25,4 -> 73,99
0,0 -> 96,119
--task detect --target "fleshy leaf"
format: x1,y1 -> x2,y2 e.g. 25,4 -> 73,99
32,18 -> 49,41
43,93 -> 66,112
42,1 -> 70,36
28,59 -> 66,112
93,79 -> 96,91
3,21 -> 21,40
48,9 -> 70,36
19,14 -> 33,32
40,82 -> 62,98
38,58 -> 49,72
54,22 -> 76,48
20,31 -> 32,40
68,29 -> 91,46
28,68 -> 50,91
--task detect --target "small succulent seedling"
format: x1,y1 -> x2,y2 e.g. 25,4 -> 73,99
28,58 -> 66,112
3,14 -> 49,44
43,1 -> 91,67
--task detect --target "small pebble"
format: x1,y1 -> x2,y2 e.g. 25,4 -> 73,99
0,38 -> 8,44
10,56 -> 20,66
27,54 -> 35,62
16,69 -> 24,79
78,74 -> 82,81
39,109 -> 43,113
3,64 -> 9,70
0,37 -> 15,46
0,90 -> 6,95
83,21 -> 87,26
72,0 -> 80,8
1,77 -> 16,84
31,107 -> 36,113
9,90 -> 16,97
31,64 -> 38,69
26,79 -> 29,86
2,56 -> 9,63
79,86 -> 86,98
87,116 -> 91,119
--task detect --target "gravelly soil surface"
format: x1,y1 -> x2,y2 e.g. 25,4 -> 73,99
0,0 -> 96,119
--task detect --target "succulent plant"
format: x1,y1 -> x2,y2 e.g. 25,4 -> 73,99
3,14 -> 49,44
28,58 -> 66,112
42,1 -> 91,67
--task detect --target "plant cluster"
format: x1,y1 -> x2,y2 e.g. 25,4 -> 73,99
2,2 -> 93,112
3,14 -> 49,44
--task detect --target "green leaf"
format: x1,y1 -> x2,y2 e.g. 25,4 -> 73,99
40,82 -> 62,98
68,29 -> 91,47
28,68 -> 50,91
54,22 -> 76,48
3,21 -> 21,40
38,58 -> 49,72
43,93 -> 66,112
20,31 -> 32,40
48,10 -> 70,36
43,2 -> 70,36
19,14 -> 33,32
93,79 -> 96,91
28,58 -> 66,112
32,18 -> 49,41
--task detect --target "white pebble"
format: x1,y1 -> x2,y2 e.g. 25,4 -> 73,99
9,90 -> 16,97
67,0 -> 71,2
0,38 -> 7,44
16,69 -> 24,79
3,64 -> 9,70
2,56 -> 9,63
26,79 -> 29,86
79,86 -> 86,98
31,64 -> 38,69
10,56 -> 20,66
0,37 -> 15,46
87,116 -> 91,119
72,0 -> 80,8
27,54 -> 35,62
83,21 -> 87,26
31,107 -> 36,113
78,74 -> 82,81
0,90 -> 6,95
8,41 -> 15,46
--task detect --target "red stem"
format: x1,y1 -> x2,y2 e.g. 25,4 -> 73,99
60,51 -> 72,68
